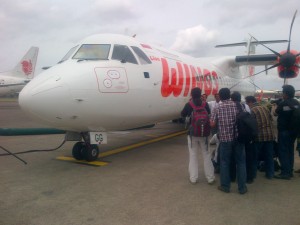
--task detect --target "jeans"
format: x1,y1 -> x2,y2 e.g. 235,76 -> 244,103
278,130 -> 297,177
256,141 -> 274,178
219,141 -> 247,192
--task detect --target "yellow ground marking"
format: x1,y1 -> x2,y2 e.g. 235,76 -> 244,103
57,129 -> 186,166
145,134 -> 160,137
56,156 -> 108,166
99,130 -> 187,157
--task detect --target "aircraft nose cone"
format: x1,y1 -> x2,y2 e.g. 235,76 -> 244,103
18,86 -> 28,109
18,83 -> 35,114
18,76 -> 67,125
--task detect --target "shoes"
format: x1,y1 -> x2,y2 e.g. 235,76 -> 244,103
246,179 -> 253,184
239,187 -> 248,195
214,167 -> 220,174
208,180 -> 215,185
189,179 -> 198,185
274,174 -> 290,180
294,169 -> 300,173
218,186 -> 230,193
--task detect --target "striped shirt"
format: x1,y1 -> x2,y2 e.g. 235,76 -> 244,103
251,102 -> 275,142
211,100 -> 240,142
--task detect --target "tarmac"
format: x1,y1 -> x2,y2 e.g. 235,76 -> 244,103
1,99 -> 300,225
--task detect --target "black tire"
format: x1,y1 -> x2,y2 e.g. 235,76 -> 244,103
72,142 -> 85,160
83,144 -> 99,162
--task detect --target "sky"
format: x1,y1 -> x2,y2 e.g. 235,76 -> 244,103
0,0 -> 299,90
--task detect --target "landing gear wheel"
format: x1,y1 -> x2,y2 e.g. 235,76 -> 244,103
83,144 -> 99,162
72,142 -> 85,160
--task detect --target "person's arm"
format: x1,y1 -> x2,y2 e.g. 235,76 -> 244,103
181,103 -> 191,118
275,101 -> 283,115
210,120 -> 216,128
205,102 -> 211,115
210,107 -> 217,128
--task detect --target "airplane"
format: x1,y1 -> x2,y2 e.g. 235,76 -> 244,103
18,12 -> 300,162
254,89 -> 281,101
0,47 -> 39,97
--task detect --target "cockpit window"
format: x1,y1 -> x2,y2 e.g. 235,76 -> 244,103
131,46 -> 152,64
73,44 -> 111,60
112,45 -> 138,64
58,45 -> 78,63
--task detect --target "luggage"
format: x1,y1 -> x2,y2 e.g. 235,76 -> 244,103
189,100 -> 210,137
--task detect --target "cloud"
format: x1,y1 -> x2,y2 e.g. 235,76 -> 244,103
86,0 -> 138,25
203,0 -> 299,28
170,25 -> 219,57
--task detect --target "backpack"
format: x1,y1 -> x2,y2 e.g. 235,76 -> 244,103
235,103 -> 258,143
289,106 -> 300,135
189,100 -> 210,137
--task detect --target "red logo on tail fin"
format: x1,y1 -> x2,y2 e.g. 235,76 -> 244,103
21,60 -> 33,76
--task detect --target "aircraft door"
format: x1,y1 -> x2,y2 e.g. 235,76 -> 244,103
94,67 -> 129,93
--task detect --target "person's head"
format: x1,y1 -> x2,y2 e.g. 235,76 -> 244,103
231,91 -> 241,102
214,93 -> 220,102
219,88 -> 230,101
201,94 -> 207,102
282,85 -> 295,99
245,96 -> 257,108
191,87 -> 202,99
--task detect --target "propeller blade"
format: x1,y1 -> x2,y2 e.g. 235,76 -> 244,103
229,63 -> 281,90
249,34 -> 281,57
251,63 -> 281,77
287,10 -> 298,52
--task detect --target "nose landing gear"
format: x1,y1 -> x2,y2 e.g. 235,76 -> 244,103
71,133 -> 99,162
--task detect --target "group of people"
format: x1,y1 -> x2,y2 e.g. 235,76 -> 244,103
181,85 -> 300,194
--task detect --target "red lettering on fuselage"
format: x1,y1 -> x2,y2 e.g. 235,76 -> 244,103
196,67 -> 203,90
161,58 -> 184,97
160,58 -> 219,98
211,71 -> 219,95
183,64 -> 191,97
150,56 -> 160,61
203,69 -> 212,96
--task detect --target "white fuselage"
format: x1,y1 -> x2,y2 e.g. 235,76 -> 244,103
0,74 -> 29,96
19,34 -> 255,132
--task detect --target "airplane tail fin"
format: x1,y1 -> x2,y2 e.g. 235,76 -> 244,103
12,46 -> 39,79
215,39 -> 288,54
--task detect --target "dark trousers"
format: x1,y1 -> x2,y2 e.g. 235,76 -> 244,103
278,130 -> 297,177
231,142 -> 257,182
245,142 -> 258,182
256,141 -> 274,178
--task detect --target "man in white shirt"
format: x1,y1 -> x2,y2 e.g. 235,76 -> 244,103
208,93 -> 220,117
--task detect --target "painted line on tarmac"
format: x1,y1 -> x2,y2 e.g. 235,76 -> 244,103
56,129 -> 187,166
56,156 -> 108,166
99,130 -> 187,157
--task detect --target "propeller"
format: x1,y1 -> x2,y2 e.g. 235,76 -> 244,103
249,10 -> 300,81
